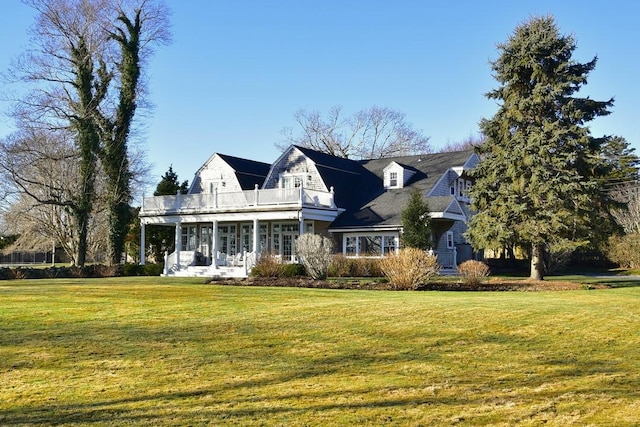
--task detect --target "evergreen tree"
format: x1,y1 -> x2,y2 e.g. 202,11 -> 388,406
401,189 -> 432,250
153,166 -> 189,196
148,166 -> 188,261
467,16 -> 614,280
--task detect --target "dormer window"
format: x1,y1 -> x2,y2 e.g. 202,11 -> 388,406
280,172 -> 309,189
389,172 -> 398,187
383,162 -> 413,189
208,180 -> 225,193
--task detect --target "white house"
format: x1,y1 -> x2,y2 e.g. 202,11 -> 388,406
138,145 -> 480,277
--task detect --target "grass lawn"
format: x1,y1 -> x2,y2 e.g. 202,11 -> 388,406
1,277 -> 639,426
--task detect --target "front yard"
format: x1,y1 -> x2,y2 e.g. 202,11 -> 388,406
1,277 -> 639,425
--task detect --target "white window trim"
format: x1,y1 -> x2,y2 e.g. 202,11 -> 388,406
446,231 -> 455,249
342,232 -> 399,257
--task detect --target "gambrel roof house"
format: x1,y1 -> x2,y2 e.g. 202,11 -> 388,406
139,145 -> 480,277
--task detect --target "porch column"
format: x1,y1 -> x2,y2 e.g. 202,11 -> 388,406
298,212 -> 304,236
139,221 -> 146,265
212,220 -> 218,269
175,221 -> 181,269
253,218 -> 259,253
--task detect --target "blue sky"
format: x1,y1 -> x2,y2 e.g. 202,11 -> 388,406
1,1 -> 638,191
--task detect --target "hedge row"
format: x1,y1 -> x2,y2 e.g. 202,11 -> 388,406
0,263 -> 164,280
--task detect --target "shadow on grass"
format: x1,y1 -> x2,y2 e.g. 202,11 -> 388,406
2,336 -> 639,425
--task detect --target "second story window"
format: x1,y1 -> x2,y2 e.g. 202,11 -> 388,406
389,172 -> 398,187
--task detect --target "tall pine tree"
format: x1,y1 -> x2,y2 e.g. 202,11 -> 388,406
467,16 -> 614,280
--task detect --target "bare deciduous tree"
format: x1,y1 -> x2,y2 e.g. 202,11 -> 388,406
437,133 -> 486,153
278,105 -> 431,159
0,129 -> 109,263
3,0 -> 169,265
611,185 -> 640,234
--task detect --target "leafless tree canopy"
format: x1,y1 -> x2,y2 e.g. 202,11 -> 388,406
1,0 -> 170,265
437,134 -> 486,153
0,129 -> 109,262
278,106 -> 432,159
611,185 -> 640,234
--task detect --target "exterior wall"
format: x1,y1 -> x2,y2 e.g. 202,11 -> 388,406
190,155 -> 242,194
430,169 -> 458,196
263,148 -> 326,191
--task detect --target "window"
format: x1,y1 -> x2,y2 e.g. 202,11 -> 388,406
345,236 -> 357,255
208,181 -> 225,193
199,226 -> 212,256
272,222 -> 299,261
383,235 -> 397,255
281,173 -> 310,189
358,236 -> 381,256
218,224 -> 237,255
446,231 -> 455,249
181,226 -> 197,251
389,172 -> 398,187
240,223 -> 253,253
343,233 -> 398,257
259,224 -> 268,252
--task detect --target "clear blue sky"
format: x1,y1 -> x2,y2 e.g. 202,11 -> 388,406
1,1 -> 638,192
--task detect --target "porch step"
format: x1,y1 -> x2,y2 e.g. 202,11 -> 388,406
162,265 -> 248,279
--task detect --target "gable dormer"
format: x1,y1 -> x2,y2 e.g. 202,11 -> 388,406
383,161 -> 415,189
188,153 -> 270,194
188,153 -> 240,194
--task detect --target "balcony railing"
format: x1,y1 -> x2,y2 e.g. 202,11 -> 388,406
141,186 -> 336,215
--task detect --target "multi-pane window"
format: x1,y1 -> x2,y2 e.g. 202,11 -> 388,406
240,223 -> 253,253
344,234 -> 398,257
383,235 -> 397,255
259,224 -> 268,252
218,224 -> 237,255
345,236 -> 357,255
199,226 -> 212,256
272,222 -> 299,261
389,171 -> 398,187
181,226 -> 197,251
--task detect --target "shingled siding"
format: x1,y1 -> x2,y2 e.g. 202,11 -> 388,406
263,148 -> 326,191
191,155 -> 243,194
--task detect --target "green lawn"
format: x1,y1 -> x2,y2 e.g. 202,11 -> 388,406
1,277 -> 639,426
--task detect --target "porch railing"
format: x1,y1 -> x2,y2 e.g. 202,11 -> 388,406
141,186 -> 336,214
164,249 -> 258,276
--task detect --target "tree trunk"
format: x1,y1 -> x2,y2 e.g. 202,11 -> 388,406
530,244 -> 545,280
75,210 -> 89,267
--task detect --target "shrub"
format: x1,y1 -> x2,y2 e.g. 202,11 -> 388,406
143,263 -> 164,276
457,260 -> 490,286
328,255 -> 383,278
607,234 -> 640,269
123,263 -> 143,276
328,254 -> 351,277
251,253 -> 285,277
295,234 -> 333,279
379,248 -> 440,290
282,263 -> 306,277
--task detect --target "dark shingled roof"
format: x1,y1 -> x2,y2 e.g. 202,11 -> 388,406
293,146 -> 383,213
217,153 -> 271,190
329,150 -> 475,229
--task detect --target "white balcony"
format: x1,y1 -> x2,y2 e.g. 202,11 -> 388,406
141,186 -> 336,215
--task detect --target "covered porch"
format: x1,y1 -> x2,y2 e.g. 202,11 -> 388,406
138,186 -> 340,278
